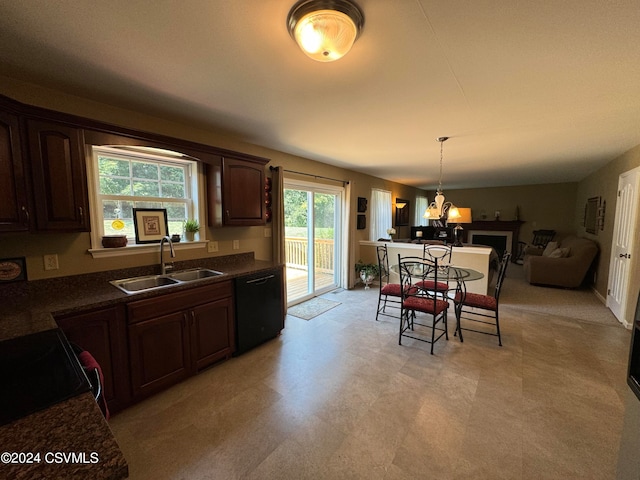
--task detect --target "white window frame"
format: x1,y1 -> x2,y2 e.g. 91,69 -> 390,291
370,188 -> 392,241
86,146 -> 207,258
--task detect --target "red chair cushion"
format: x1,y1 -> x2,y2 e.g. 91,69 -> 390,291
455,292 -> 497,311
382,284 -> 419,297
381,283 -> 402,296
415,280 -> 449,292
403,296 -> 448,315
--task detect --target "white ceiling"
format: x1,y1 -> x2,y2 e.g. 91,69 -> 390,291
1,0 -> 639,189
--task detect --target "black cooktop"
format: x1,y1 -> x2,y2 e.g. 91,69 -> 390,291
0,328 -> 91,426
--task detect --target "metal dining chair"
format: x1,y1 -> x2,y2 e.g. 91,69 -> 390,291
416,244 -> 453,298
453,251 -> 511,346
375,245 -> 402,321
397,255 -> 449,354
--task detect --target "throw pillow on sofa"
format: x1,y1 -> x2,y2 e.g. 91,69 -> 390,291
542,241 -> 559,256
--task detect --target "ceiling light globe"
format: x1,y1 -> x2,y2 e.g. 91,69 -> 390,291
288,0 -> 364,62
295,10 -> 357,61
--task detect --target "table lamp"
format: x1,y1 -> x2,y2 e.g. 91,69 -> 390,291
453,208 -> 472,246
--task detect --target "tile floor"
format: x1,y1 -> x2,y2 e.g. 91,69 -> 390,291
110,286 -> 632,479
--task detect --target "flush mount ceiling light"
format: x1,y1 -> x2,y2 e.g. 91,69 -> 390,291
423,137 -> 461,222
287,0 -> 364,62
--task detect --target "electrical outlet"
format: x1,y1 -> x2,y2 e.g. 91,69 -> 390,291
43,254 -> 59,270
208,241 -> 219,253
264,228 -> 272,238
233,240 -> 240,250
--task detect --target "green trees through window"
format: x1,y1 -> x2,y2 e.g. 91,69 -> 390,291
284,189 -> 335,239
93,147 -> 196,241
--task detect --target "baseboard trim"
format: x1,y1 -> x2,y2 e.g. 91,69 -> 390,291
592,287 -> 606,305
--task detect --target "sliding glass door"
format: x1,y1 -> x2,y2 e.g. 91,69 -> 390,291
284,179 -> 343,305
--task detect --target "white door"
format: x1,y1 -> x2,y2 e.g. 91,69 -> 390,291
607,168 -> 640,325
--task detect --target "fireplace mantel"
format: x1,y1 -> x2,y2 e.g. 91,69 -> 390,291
462,221 -> 524,260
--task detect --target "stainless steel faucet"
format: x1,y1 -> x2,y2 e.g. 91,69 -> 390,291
160,235 -> 176,275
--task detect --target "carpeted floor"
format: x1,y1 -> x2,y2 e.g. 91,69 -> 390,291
500,263 -> 619,326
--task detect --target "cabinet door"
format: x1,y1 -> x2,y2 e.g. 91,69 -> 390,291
190,296 -> 235,371
27,119 -> 90,231
0,112 -> 30,232
129,311 -> 191,400
222,157 -> 265,226
56,305 -> 131,414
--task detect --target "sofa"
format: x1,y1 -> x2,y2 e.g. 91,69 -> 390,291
523,235 -> 598,288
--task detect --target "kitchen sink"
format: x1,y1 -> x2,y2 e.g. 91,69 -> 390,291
111,275 -> 180,294
168,268 -> 223,282
110,268 -> 224,294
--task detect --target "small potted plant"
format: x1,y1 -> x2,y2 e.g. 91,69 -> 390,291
183,219 -> 200,241
355,260 -> 380,290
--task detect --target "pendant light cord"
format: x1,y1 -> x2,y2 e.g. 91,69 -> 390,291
436,136 -> 448,194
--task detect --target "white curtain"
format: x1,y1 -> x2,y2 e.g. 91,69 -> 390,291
370,189 -> 392,240
415,196 -> 429,226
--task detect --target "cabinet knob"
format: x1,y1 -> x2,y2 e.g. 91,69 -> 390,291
78,206 -> 84,220
21,206 -> 29,221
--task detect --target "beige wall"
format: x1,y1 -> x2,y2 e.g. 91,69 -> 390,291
442,182 -> 579,243
576,144 -> 640,305
0,75 -> 426,282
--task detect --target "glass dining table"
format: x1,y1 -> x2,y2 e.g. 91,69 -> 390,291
390,260 -> 484,285
390,259 -> 485,340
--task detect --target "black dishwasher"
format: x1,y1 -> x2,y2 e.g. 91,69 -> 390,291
234,268 -> 284,355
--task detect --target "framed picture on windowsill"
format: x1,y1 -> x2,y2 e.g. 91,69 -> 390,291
133,208 -> 169,244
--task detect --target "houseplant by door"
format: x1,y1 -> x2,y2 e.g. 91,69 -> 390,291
355,260 -> 380,290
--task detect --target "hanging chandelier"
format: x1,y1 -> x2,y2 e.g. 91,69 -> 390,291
423,137 -> 461,222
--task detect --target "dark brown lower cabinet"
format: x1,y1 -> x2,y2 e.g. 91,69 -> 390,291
128,311 -> 191,400
191,297 -> 234,371
56,305 -> 131,414
127,282 -> 234,400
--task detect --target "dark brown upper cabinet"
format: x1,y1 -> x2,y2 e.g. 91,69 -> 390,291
0,111 -> 30,232
207,155 -> 268,227
27,119 -> 90,231
0,94 -> 271,235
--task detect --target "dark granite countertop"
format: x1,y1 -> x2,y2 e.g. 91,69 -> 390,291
0,253 -> 280,341
0,393 -> 128,480
0,253 -> 282,480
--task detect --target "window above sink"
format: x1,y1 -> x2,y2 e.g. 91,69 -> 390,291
86,145 -> 206,257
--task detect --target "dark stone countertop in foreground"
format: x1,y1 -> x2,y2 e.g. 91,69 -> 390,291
0,253 -> 282,480
0,393 -> 128,480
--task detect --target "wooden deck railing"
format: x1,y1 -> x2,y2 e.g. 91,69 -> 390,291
285,237 -> 334,272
